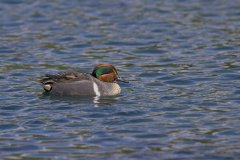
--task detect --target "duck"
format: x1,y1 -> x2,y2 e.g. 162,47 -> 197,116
39,64 -> 128,96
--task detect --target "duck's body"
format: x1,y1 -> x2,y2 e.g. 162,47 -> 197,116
39,64 -> 127,96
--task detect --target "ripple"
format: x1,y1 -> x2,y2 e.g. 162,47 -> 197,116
0,124 -> 19,131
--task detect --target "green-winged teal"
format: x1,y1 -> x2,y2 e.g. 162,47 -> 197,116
39,64 -> 128,96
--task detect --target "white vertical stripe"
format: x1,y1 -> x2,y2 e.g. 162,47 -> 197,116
93,82 -> 101,96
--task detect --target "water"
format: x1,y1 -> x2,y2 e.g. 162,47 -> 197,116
0,0 -> 240,159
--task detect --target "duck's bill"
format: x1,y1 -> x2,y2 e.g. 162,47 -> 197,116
116,77 -> 129,83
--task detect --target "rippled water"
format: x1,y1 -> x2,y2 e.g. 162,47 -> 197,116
1,0 -> 240,159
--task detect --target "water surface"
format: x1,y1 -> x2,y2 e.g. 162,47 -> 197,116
0,0 -> 240,159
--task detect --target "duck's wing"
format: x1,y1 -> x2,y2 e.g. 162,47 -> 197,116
40,71 -> 91,82
39,71 -> 92,92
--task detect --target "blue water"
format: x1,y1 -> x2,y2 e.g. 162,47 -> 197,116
1,0 -> 240,159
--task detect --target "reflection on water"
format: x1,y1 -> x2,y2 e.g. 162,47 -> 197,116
1,0 -> 240,159
39,93 -> 119,107
93,96 -> 100,107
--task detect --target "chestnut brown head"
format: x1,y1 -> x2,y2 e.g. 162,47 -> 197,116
91,64 -> 128,83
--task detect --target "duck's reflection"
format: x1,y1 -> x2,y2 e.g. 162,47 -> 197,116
38,92 -> 119,107
93,96 -> 100,107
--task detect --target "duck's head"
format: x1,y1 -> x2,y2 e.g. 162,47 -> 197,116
91,64 -> 128,83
